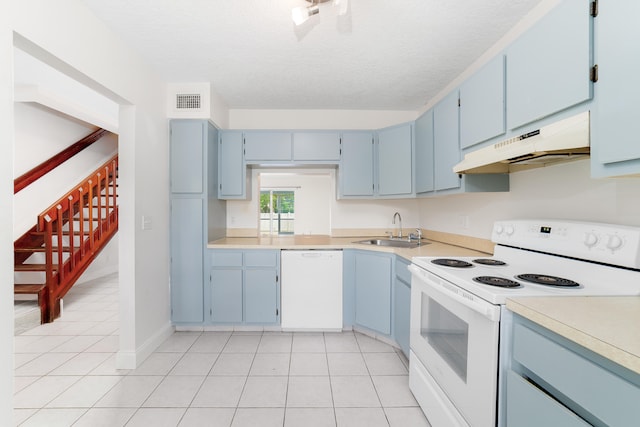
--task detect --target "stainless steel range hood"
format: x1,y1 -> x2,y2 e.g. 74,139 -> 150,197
453,111 -> 590,174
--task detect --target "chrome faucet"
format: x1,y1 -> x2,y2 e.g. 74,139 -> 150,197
392,212 -> 403,239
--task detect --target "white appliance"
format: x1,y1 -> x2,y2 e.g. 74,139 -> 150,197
453,111 -> 590,174
281,250 -> 343,330
409,219 -> 640,427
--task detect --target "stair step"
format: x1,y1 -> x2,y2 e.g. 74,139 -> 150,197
14,264 -> 59,272
14,284 -> 46,294
14,246 -> 71,253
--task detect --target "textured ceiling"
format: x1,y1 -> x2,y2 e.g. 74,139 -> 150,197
81,0 -> 544,111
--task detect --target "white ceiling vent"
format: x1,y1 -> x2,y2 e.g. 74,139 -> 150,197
176,93 -> 202,110
168,83 -> 210,118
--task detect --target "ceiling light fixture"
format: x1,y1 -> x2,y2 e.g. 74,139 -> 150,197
292,2 -> 320,26
291,0 -> 349,26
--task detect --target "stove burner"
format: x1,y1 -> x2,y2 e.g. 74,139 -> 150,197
473,276 -> 521,288
516,274 -> 580,288
473,258 -> 507,266
431,258 -> 473,268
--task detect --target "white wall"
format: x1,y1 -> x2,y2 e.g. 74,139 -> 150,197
74,235 -> 119,285
13,103 -> 119,238
229,109 -> 417,130
331,197 -> 420,234
13,46 -> 119,132
419,159 -> 640,239
227,168 -> 421,236
0,4 -> 15,421
8,0 -> 172,389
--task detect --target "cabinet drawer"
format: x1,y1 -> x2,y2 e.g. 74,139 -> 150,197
210,251 -> 243,267
245,250 -> 278,267
506,370 -> 590,427
513,322 -> 640,426
395,257 -> 411,284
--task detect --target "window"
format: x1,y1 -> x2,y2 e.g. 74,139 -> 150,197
260,190 -> 295,236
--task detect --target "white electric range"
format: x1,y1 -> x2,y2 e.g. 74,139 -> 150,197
408,219 -> 640,427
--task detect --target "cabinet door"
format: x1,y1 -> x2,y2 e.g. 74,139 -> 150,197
433,91 -> 461,191
506,0 -> 592,130
592,0 -> 640,175
393,277 -> 410,357
340,132 -> 375,197
460,55 -> 506,149
354,252 -> 391,335
218,131 -> 245,199
170,198 -> 204,323
170,121 -> 204,194
292,132 -> 341,161
211,269 -> 243,323
377,123 -> 413,196
245,269 -> 278,324
415,110 -> 435,194
244,132 -> 292,161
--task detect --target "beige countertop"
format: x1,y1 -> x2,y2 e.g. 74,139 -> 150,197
208,235 -> 490,261
507,296 -> 640,375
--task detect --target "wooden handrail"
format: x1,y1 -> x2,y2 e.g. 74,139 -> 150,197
37,154 -> 118,322
14,128 -> 109,194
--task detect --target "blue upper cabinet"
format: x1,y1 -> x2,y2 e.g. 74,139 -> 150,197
377,122 -> 414,197
244,131 -> 292,162
170,120 -> 204,194
339,132 -> 375,198
506,0 -> 593,130
460,55 -> 506,149
292,132 -> 341,162
433,90 -> 461,191
218,131 -> 247,199
591,0 -> 640,177
415,110 -> 435,194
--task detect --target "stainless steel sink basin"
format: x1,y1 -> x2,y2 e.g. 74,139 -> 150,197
354,238 -> 425,249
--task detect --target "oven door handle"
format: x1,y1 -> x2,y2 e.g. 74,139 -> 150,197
408,264 -> 501,322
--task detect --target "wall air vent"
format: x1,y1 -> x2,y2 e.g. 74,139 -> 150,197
176,93 -> 202,110
167,83 -> 210,118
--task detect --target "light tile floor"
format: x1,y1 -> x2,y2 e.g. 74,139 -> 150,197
14,273 -> 431,427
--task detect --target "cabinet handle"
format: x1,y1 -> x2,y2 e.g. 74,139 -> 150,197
590,64 -> 598,83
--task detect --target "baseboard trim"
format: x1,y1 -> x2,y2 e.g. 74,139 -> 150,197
116,321 -> 174,369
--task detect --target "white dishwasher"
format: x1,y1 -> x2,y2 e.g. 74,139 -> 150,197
280,250 -> 343,331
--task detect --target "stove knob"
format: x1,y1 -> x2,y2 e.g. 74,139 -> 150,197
607,235 -> 623,251
495,224 -> 504,235
584,232 -> 599,247
505,225 -> 515,236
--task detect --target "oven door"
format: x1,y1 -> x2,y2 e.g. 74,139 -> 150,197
409,264 -> 501,427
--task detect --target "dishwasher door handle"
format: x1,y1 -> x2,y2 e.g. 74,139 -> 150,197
301,252 -> 323,258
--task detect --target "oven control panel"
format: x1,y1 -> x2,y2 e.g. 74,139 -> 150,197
492,220 -> 640,269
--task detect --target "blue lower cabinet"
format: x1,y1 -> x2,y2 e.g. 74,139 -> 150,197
506,314 -> 640,426
210,269 -> 242,323
245,269 -> 279,324
354,251 -> 392,336
209,249 -> 280,325
393,257 -> 411,357
170,197 -> 204,323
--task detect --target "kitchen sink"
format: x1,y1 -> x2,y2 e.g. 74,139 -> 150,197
354,238 -> 425,249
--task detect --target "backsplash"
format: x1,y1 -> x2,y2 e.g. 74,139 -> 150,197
419,158 -> 640,239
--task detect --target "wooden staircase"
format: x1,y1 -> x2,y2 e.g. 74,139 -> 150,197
13,155 -> 119,323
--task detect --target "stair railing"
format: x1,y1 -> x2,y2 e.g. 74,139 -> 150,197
38,154 -> 118,321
